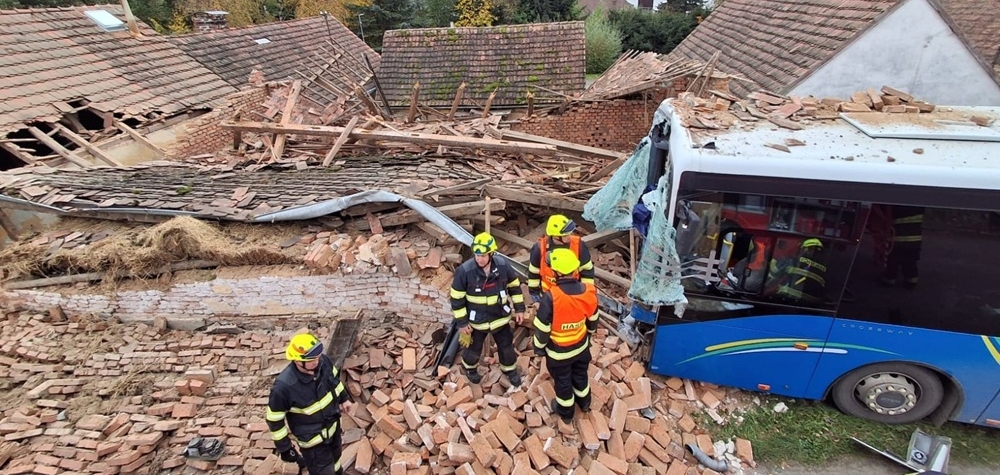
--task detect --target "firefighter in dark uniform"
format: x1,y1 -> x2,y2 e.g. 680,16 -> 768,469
267,334 -> 352,475
528,215 -> 596,300
451,232 -> 526,386
532,248 -> 599,422
765,238 -> 827,303
881,205 -> 924,289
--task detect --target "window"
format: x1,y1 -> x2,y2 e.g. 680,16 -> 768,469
673,189 -> 865,314
84,10 -> 127,32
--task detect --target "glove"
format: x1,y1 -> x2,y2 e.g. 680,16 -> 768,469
279,448 -> 300,463
458,331 -> 473,348
534,346 -> 546,357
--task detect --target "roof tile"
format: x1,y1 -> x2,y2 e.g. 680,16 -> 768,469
0,5 -> 236,133
378,22 -> 586,107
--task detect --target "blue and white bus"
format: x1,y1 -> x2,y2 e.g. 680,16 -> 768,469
619,99 -> 1000,426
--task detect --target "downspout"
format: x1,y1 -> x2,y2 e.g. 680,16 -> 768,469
686,443 -> 729,473
120,0 -> 141,37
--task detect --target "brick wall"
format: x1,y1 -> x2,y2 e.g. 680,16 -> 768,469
1,266 -> 452,326
511,77 -> 725,152
167,86 -> 269,159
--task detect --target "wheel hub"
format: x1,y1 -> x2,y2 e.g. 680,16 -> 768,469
856,373 -> 918,415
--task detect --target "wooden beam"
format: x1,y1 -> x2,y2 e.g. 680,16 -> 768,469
482,88 -> 498,118
483,184 -> 585,212
407,82 -> 420,124
0,208 -> 19,240
27,127 -> 91,168
596,268 -> 632,290
581,229 -> 627,247
498,129 -> 624,160
526,90 -> 534,117
113,120 -> 166,158
52,123 -> 122,167
416,177 -> 491,201
0,142 -> 44,167
322,115 -> 359,167
449,82 -> 466,121
4,259 -> 219,290
220,121 -> 559,156
585,156 -> 626,182
272,79 -> 302,161
367,199 -> 506,229
489,227 -> 535,251
355,85 -> 384,119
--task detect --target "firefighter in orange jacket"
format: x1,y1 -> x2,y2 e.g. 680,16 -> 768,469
528,215 -> 596,300
532,248 -> 599,422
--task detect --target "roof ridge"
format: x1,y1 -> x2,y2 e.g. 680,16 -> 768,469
388,21 -> 584,34
1,4 -> 121,14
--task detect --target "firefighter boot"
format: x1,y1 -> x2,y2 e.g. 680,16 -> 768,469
504,368 -> 521,386
464,367 -> 482,384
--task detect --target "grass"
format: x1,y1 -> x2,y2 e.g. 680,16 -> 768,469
699,396 -> 1000,466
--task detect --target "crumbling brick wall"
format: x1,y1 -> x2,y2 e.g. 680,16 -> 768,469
167,86 -> 269,159
1,267 -> 451,326
512,77 -> 712,152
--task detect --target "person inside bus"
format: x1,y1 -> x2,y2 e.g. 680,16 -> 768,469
764,238 -> 828,304
879,205 -> 925,290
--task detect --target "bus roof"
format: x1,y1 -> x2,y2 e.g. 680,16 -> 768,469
662,100 -> 1000,192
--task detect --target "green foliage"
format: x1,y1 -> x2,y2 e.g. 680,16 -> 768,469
455,0 -> 493,26
584,8 -> 622,75
657,0 -> 702,14
607,7 -> 701,55
413,0 -> 457,27
701,396 -> 1000,466
518,0 -> 581,23
347,0 -> 416,51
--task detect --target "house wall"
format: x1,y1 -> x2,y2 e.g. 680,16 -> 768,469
167,87 -> 270,159
790,0 -> 1000,106
0,266 -> 452,327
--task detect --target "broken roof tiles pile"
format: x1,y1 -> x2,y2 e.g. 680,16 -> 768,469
378,22 -> 586,107
0,303 -> 757,475
0,6 -> 236,134
170,15 -> 379,106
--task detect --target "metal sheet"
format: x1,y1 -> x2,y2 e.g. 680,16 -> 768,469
841,112 -> 1000,142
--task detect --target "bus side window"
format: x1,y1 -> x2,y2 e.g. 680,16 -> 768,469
717,231 -> 773,296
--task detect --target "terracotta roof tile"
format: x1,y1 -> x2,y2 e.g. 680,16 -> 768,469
935,0 -> 1000,74
0,5 -> 236,134
666,0 -> 899,97
378,22 -> 586,106
170,15 -> 378,103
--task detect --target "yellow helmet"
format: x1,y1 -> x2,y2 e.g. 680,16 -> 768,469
472,232 -> 497,255
802,238 -> 823,250
547,248 -> 580,276
546,215 -> 577,237
286,334 -> 324,361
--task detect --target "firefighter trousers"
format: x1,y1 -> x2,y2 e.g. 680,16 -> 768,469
884,242 -> 921,287
546,346 -> 592,420
462,325 -> 518,374
300,427 -> 343,475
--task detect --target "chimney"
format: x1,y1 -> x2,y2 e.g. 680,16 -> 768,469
120,0 -> 140,36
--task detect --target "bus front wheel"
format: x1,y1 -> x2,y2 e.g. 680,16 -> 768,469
831,363 -> 944,424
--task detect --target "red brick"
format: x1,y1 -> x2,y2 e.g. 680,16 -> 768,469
172,403 -> 198,418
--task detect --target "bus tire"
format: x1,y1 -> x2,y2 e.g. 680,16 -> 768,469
831,363 -> 944,424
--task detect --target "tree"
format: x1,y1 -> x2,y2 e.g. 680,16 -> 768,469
656,0 -> 701,14
454,0 -> 492,26
518,0 -> 581,23
584,8 -> 622,74
608,8 -> 699,54
413,0 -> 456,27
347,0 -> 415,51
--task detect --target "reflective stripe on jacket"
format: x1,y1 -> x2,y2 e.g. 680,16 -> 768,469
450,255 -> 525,331
528,236 -> 596,293
892,206 -> 924,243
533,278 -> 599,360
266,354 -> 348,451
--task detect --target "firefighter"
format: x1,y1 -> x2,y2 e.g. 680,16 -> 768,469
266,334 -> 352,475
881,205 -> 924,289
451,232 -> 526,386
532,248 -> 599,423
765,238 -> 827,303
528,214 -> 596,300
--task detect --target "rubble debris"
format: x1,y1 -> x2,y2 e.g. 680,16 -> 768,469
0,299 -> 757,475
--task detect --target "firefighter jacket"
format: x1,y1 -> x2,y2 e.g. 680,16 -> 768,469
528,236 -> 596,295
533,277 -> 599,361
766,253 -> 827,303
891,206 -> 924,243
450,255 -> 526,332
266,354 -> 348,452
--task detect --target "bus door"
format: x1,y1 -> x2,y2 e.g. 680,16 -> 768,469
648,305 -> 835,398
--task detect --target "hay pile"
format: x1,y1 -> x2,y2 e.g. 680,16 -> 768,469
0,216 -> 293,282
